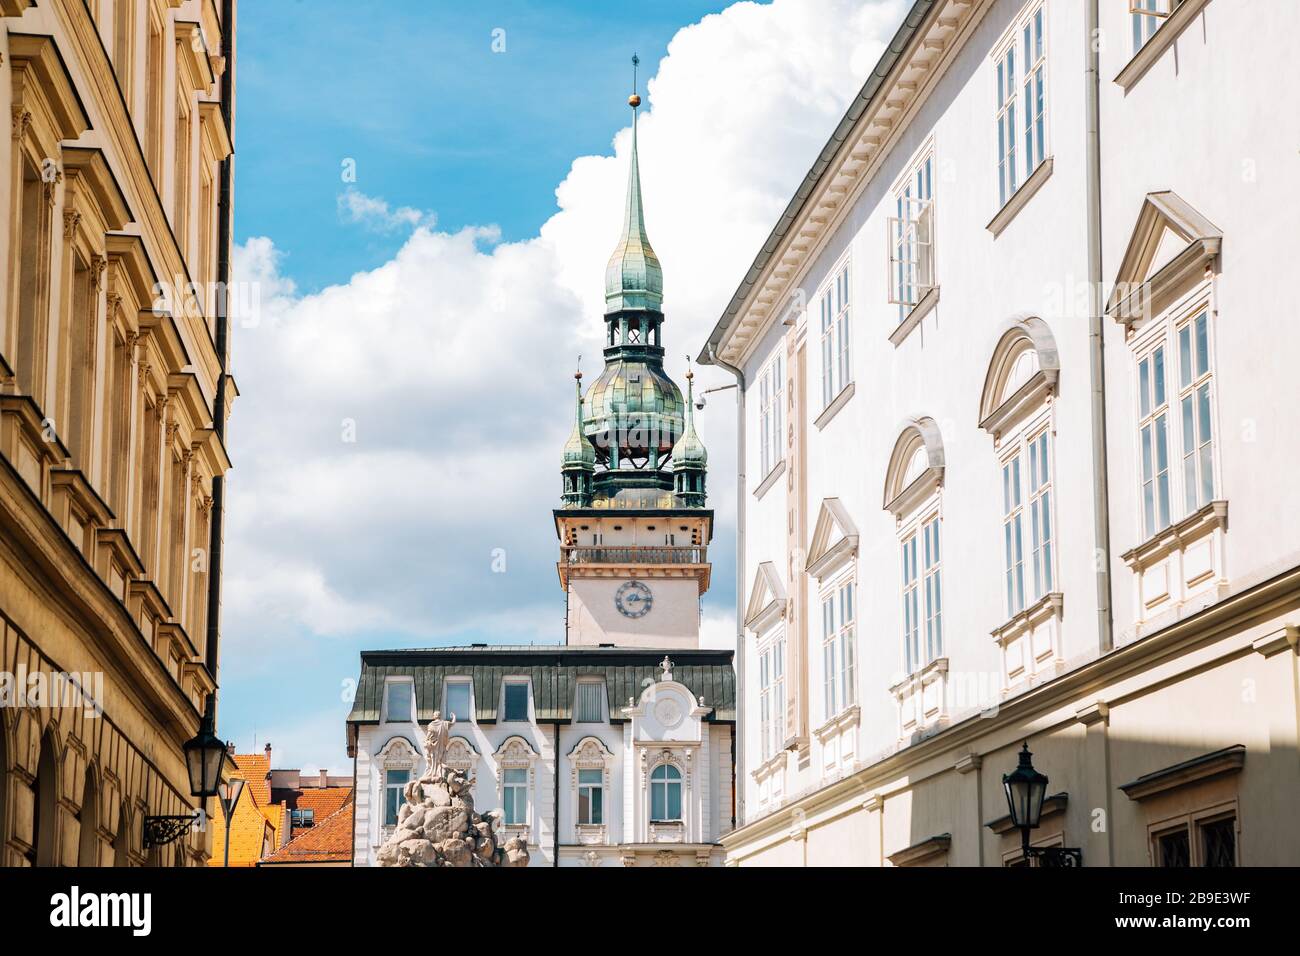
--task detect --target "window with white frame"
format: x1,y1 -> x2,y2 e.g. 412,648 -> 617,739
502,768 -> 528,825
649,763 -> 682,822
759,351 -> 784,478
902,514 -> 942,674
758,629 -> 786,761
575,680 -> 605,723
1001,428 -> 1055,616
503,681 -> 530,722
384,679 -> 414,723
889,149 -> 934,319
1136,301 -> 1217,540
993,2 -> 1048,208
820,579 -> 856,721
577,769 -> 603,825
383,769 -> 409,827
1131,0 -> 1184,54
444,679 -> 472,722
819,262 -> 851,408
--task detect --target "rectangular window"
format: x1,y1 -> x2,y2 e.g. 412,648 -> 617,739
902,533 -> 920,674
1177,310 -> 1214,513
822,594 -> 837,720
922,517 -> 942,662
578,768 -> 603,825
384,680 -> 413,723
889,151 -> 934,320
503,682 -> 529,722
384,770 -> 409,827
1027,429 -> 1054,599
1021,5 -> 1046,181
575,681 -> 605,723
759,645 -> 772,761
994,3 -> 1047,208
760,632 -> 787,760
1002,453 -> 1026,615
1200,816 -> 1236,868
291,808 -> 315,828
839,582 -> 856,710
1138,345 -> 1171,538
759,352 -> 784,478
995,44 -> 1017,206
503,768 -> 528,825
820,579 -> 856,721
819,263 -> 851,408
444,681 -> 472,722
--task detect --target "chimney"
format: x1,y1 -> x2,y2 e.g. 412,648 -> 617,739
226,740 -> 236,755
319,769 -> 328,788
264,742 -> 272,762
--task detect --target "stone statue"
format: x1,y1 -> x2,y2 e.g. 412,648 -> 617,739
375,722 -> 528,868
422,710 -> 455,779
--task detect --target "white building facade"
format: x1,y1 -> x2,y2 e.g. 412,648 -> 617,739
345,648 -> 735,867
700,0 -> 1300,866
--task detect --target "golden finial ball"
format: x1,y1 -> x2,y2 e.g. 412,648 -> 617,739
628,93 -> 642,108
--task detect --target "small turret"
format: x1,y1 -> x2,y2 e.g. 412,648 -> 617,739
561,371 -> 595,507
672,369 -> 707,508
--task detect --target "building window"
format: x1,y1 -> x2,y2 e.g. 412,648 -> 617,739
994,3 -> 1047,208
1132,0 -> 1183,53
291,808 -> 315,828
1001,452 -> 1027,615
503,682 -> 530,722
819,262 -> 851,408
902,515 -> 942,674
820,580 -> 856,721
1177,309 -> 1215,514
759,351 -> 784,478
577,769 -> 603,825
1136,303 -> 1215,540
502,768 -> 528,825
889,149 -> 934,320
444,680 -> 472,722
383,769 -> 409,827
1155,814 -> 1236,867
1001,428 -> 1054,616
576,681 -> 605,722
758,630 -> 786,761
384,679 -> 413,723
649,764 -> 682,822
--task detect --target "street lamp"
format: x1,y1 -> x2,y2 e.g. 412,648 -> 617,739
217,776 -> 246,868
1001,742 -> 1083,867
144,694 -> 229,850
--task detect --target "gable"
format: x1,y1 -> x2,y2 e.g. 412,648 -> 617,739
1107,191 -> 1221,326
744,561 -> 788,632
805,498 -> 860,581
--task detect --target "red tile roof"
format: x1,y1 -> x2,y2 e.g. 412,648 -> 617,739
260,792 -> 354,866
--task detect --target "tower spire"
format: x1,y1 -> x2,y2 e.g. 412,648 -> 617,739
605,54 -> 663,315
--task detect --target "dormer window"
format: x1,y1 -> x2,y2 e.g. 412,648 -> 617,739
383,678 -> 414,723
575,680 -> 605,723
503,681 -> 530,722
444,680 -> 472,722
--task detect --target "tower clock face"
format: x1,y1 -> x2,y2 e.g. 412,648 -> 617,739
615,580 -> 653,618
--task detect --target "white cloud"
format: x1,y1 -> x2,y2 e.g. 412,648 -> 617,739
337,187 -> 436,232
226,0 -> 906,761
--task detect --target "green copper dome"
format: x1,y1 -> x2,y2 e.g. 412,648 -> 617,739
562,374 -> 596,468
671,373 -> 707,468
604,110 -> 663,314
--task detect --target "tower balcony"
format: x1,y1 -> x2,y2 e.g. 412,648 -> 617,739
557,545 -> 711,592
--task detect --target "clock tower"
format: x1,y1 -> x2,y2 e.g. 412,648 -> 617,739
554,70 -> 712,649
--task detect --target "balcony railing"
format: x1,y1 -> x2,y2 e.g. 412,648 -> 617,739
562,546 -> 707,566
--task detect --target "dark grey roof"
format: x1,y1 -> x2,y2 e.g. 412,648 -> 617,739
697,0 -> 937,366
346,646 -> 735,725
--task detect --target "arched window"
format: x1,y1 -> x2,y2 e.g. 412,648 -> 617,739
77,767 -> 99,866
650,764 -> 682,822
32,731 -> 58,867
113,804 -> 131,867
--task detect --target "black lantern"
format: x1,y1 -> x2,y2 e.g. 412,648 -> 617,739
1001,742 -> 1082,867
184,695 -> 228,798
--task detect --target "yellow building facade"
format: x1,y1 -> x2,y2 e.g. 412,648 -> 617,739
0,0 -> 235,866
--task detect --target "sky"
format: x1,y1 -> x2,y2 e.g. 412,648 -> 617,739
222,0 -> 907,772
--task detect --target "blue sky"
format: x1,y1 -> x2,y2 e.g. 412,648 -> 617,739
220,0 -> 904,771
234,0 -> 732,291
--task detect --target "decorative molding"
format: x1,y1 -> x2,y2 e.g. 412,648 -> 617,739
1121,499 -> 1227,571
805,498 -> 859,581
1114,0 -> 1212,91
812,705 -> 860,745
752,458 -> 785,500
990,591 -> 1063,648
889,285 -> 940,348
1074,700 -> 1109,727
744,560 -> 788,633
1119,745 -> 1245,802
978,316 -> 1061,437
883,417 -> 945,519
986,157 -> 1053,237
813,381 -> 855,431
954,752 -> 982,775
986,792 -> 1068,834
887,832 -> 951,867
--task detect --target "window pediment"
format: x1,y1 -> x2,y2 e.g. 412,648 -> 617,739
744,561 -> 788,632
805,498 -> 859,580
883,418 -> 945,519
1107,191 -> 1221,328
493,735 -> 538,768
979,317 -> 1060,438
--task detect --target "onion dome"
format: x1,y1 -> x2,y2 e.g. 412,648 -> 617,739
561,372 -> 595,508
671,370 -> 707,508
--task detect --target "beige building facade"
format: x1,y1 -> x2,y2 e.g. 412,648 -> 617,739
700,0 -> 1300,866
0,0 -> 235,865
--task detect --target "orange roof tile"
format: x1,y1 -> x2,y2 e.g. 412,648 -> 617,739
260,793 -> 354,866
206,753 -> 281,866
